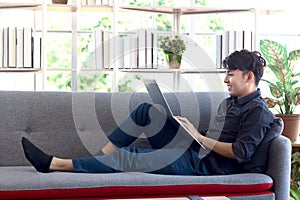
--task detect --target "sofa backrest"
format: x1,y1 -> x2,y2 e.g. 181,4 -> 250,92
0,91 -> 226,166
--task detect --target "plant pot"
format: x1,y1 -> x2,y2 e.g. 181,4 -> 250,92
276,114 -> 300,143
165,54 -> 182,69
52,0 -> 68,4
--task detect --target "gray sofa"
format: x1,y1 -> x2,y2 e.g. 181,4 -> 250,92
0,91 -> 291,200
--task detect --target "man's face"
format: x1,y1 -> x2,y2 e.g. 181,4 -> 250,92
224,69 -> 250,98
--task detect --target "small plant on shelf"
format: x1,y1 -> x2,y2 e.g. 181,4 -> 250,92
52,0 -> 68,4
158,35 -> 186,69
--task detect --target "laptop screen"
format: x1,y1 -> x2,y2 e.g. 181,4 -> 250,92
143,79 -> 174,118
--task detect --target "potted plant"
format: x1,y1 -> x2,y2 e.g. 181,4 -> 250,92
52,0 -> 68,4
291,152 -> 300,200
158,35 -> 186,69
260,39 -> 300,142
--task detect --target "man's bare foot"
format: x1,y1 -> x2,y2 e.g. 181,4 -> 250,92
101,141 -> 117,155
50,157 -> 74,172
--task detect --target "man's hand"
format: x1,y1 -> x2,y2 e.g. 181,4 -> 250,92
175,116 -> 236,159
175,116 -> 203,141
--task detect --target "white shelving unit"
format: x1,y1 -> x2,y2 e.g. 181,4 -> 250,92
0,2 -> 283,92
43,1 -> 116,91
0,2 -> 44,90
120,6 -> 255,33
116,6 -> 284,92
116,6 -> 260,92
0,1 -> 115,91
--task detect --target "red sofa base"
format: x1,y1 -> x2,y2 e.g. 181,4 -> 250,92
0,183 -> 274,199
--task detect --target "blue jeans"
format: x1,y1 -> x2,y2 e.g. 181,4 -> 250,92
72,103 -> 211,175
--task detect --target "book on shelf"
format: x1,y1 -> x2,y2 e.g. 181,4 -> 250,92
101,0 -> 110,6
221,31 -> 229,65
95,0 -> 102,5
228,30 -> 236,55
2,27 -> 8,68
123,34 -> 138,69
0,29 -> 3,68
93,29 -> 103,69
137,29 -> 146,69
145,29 -> 152,68
87,0 -> 95,6
216,34 -> 223,69
81,0 -> 87,5
152,31 -> 158,69
102,30 -> 111,69
23,27 -> 33,68
82,0 -> 113,6
114,35 -> 124,69
129,35 -> 138,69
94,29 -> 129,70
33,36 -> 41,69
243,30 -> 253,51
109,32 -> 115,69
8,27 -> 17,68
235,30 -> 244,51
16,28 -> 24,68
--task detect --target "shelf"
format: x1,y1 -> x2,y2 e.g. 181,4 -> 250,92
120,6 -> 283,15
120,6 -> 254,15
0,3 -> 41,10
120,6 -> 258,33
79,5 -> 113,12
46,4 -> 113,12
0,3 -> 112,12
119,68 -> 226,74
47,4 -> 77,12
48,68 -> 226,74
0,3 -> 113,12
0,68 -> 41,73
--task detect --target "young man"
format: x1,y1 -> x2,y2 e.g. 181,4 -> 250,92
22,49 -> 275,175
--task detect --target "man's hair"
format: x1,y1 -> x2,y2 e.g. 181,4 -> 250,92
222,49 -> 266,86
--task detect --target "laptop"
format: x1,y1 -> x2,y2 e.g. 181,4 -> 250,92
143,79 -> 205,149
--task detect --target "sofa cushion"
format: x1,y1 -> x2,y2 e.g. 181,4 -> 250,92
0,166 -> 273,199
240,118 -> 283,173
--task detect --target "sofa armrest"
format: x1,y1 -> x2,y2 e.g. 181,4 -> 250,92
266,135 -> 291,200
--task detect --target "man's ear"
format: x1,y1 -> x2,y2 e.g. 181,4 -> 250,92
247,71 -> 255,83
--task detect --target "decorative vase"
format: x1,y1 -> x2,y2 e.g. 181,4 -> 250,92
276,114 -> 300,143
52,0 -> 68,4
165,53 -> 182,69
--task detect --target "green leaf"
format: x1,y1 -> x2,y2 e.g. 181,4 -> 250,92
165,53 -> 174,62
290,185 -> 300,200
260,40 -> 288,82
263,79 -> 282,98
260,39 -> 288,67
176,54 -> 182,63
289,50 -> 300,68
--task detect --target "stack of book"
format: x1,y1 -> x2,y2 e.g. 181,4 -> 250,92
81,0 -> 113,6
0,27 -> 41,69
93,29 -> 158,69
216,30 -> 254,68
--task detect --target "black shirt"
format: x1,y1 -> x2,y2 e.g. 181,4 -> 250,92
205,89 -> 275,174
